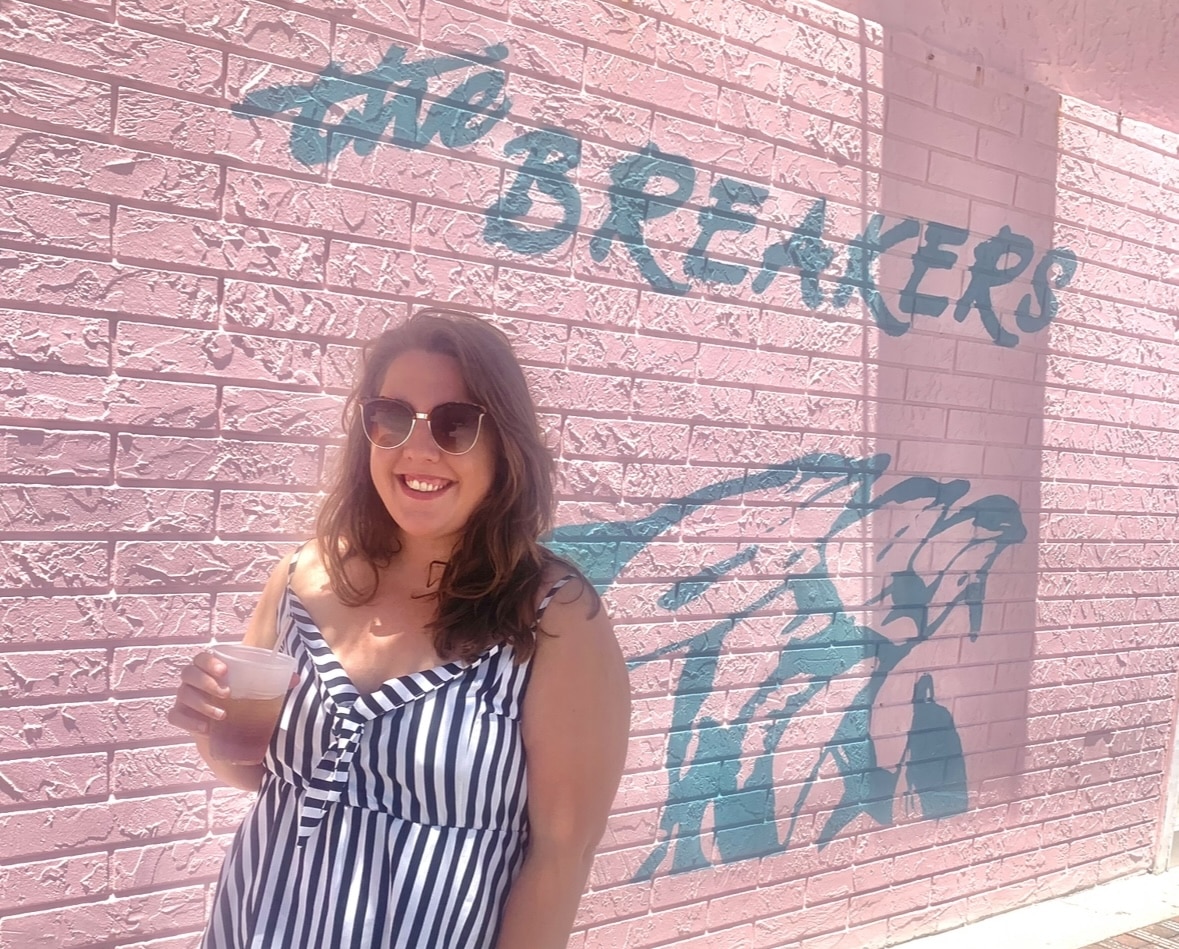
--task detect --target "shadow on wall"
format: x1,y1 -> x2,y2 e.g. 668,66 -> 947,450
871,28 -> 1060,832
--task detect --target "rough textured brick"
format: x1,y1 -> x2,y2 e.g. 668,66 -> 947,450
117,434 -> 321,487
116,209 -> 327,282
0,542 -> 108,592
511,0 -> 656,57
225,170 -> 413,244
114,541 -> 288,591
118,0 -> 331,63
0,309 -> 109,370
117,324 -> 321,386
421,1 -> 587,86
110,836 -> 229,891
0,60 -> 112,132
0,2 -> 222,94
0,254 -> 218,323
220,388 -> 342,439
0,486 -> 212,535
0,185 -> 110,253
0,428 -> 110,481
0,886 -> 207,949
215,490 -> 320,536
111,745 -> 214,794
0,593 -> 210,645
0,752 -> 108,804
0,649 -> 107,701
585,48 -> 719,119
326,242 -> 495,306
0,127 -> 219,211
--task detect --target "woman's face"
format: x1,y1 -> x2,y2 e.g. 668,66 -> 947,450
368,350 -> 496,552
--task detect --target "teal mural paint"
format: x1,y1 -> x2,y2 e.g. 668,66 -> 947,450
232,38 -> 1081,348
548,454 -> 1027,878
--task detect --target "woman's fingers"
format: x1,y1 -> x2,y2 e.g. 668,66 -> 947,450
170,652 -> 229,736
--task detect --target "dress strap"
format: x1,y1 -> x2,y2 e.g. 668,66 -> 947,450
287,542 -> 306,580
275,543 -> 307,652
532,574 -> 577,630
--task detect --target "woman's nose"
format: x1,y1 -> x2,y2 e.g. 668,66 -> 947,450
400,415 -> 440,457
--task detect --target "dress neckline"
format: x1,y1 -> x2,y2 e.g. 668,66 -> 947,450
285,587 -> 492,704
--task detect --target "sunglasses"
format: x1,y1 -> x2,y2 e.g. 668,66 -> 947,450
360,398 -> 487,455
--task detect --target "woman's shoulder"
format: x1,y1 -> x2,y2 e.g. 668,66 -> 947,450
533,559 -> 613,651
536,558 -> 597,614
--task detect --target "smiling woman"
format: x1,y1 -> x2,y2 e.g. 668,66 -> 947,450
168,309 -> 631,949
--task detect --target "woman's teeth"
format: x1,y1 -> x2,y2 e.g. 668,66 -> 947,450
405,477 -> 446,493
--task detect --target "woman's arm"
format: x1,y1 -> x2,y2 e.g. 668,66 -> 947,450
494,582 -> 631,949
167,551 -> 295,791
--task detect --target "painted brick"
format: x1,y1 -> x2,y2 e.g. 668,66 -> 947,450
0,370 -> 218,430
0,428 -> 110,481
113,88 -> 311,176
117,324 -> 321,386
0,593 -> 210,646
0,254 -> 218,323
0,59 -> 111,133
0,2 -> 1176,944
118,0 -> 332,64
0,542 -> 108,592
215,490 -> 321,536
0,486 -> 212,535
0,648 -> 107,700
117,434 -> 320,487
224,281 -> 387,340
326,242 -> 495,307
0,697 -> 176,755
511,0 -> 656,58
225,169 -> 413,245
0,854 -> 108,914
111,744 -> 214,793
220,388 -> 342,439
0,2 -> 222,94
586,48 -> 718,120
936,76 -> 1024,132
115,208 -> 327,282
0,127 -> 219,211
422,1 -> 586,86
658,21 -> 778,96
928,151 -> 1017,204
0,886 -> 207,949
0,184 -> 110,253
0,751 -> 108,803
110,836 -> 230,891
507,73 -> 654,149
113,541 -> 288,591
0,309 -> 109,371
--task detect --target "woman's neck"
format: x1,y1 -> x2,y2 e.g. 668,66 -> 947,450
388,535 -> 456,591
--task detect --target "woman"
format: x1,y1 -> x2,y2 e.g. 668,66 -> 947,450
169,309 -> 631,949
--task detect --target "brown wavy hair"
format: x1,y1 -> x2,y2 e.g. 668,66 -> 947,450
315,308 -> 589,662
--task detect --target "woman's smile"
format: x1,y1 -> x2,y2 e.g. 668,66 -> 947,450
398,474 -> 455,496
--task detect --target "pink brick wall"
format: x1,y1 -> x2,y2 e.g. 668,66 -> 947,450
1,0 -> 1177,946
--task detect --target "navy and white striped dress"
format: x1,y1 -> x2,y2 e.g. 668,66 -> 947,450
202,557 -> 572,949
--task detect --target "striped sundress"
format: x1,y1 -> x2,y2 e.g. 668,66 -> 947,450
201,555 -> 572,949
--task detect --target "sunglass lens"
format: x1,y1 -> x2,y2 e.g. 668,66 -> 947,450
364,400 -> 414,448
430,403 -> 483,454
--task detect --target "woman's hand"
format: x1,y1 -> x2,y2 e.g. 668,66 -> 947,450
167,650 -> 229,737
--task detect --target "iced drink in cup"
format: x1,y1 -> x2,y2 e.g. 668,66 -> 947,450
208,644 -> 298,764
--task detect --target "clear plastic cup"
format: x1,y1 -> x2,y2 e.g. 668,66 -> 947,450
207,644 -> 298,765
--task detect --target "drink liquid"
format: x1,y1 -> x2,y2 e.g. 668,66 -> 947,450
209,694 -> 285,764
